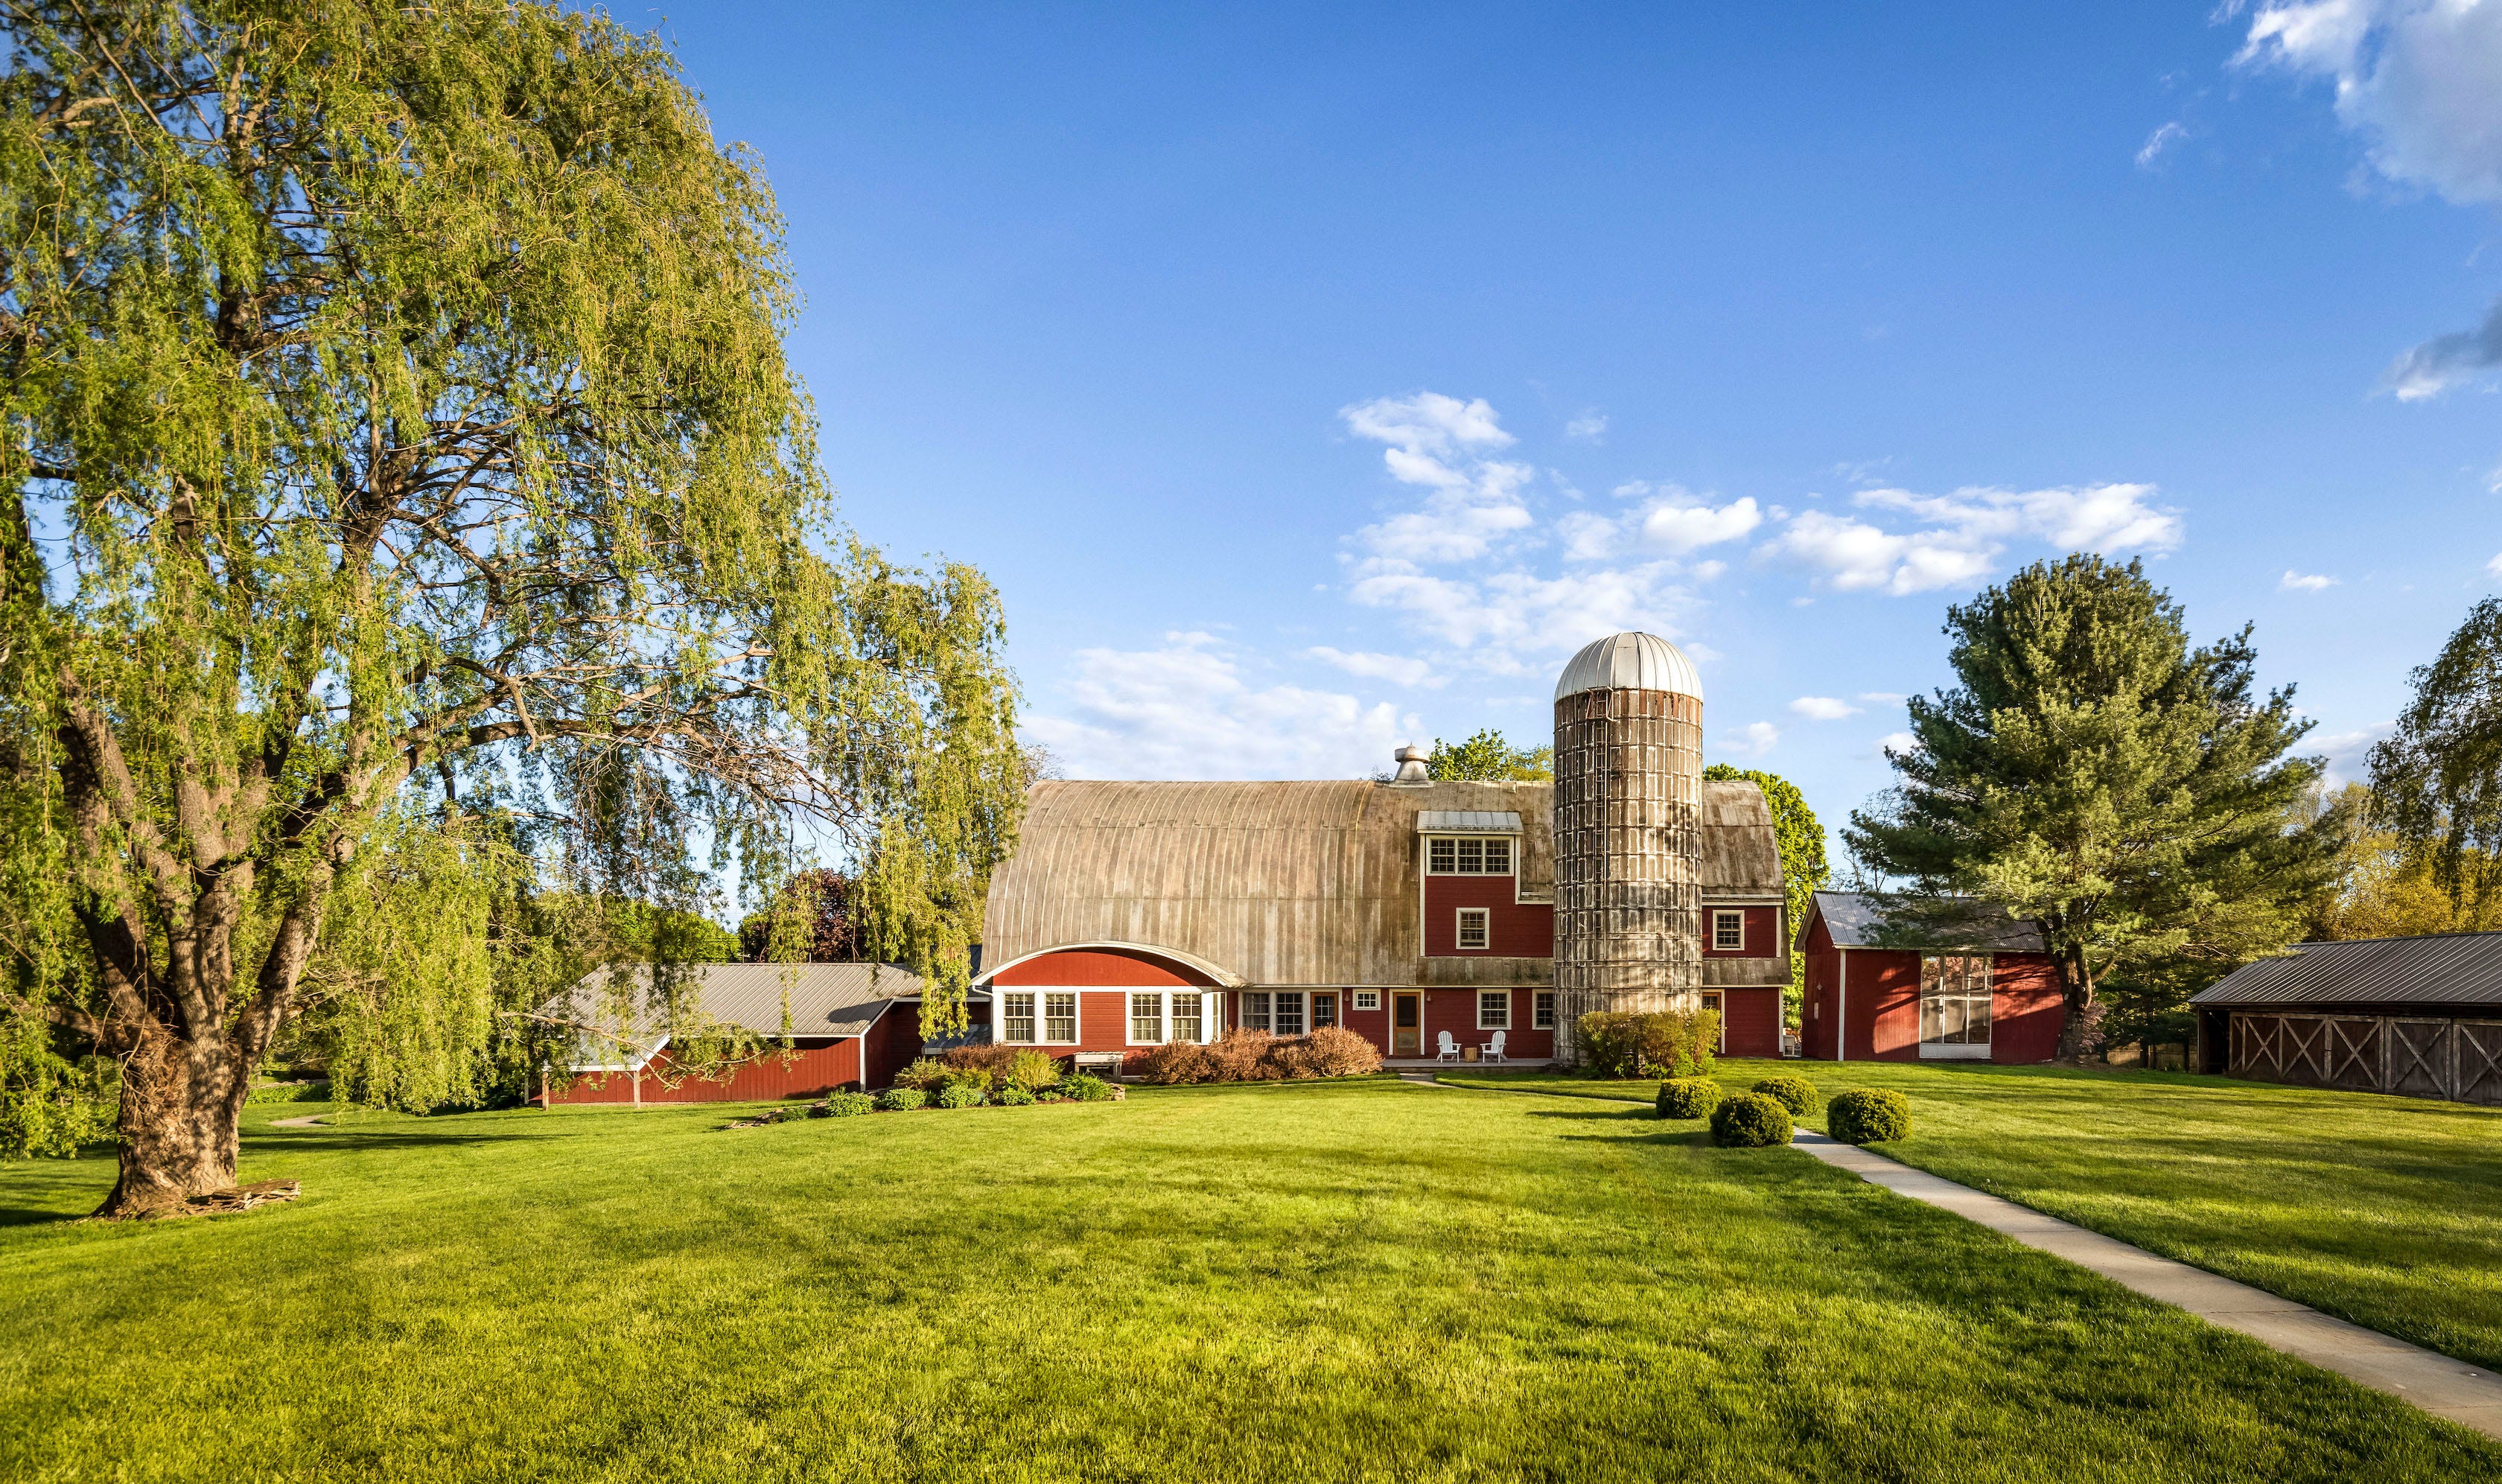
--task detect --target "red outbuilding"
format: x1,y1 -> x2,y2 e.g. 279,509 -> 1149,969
544,962 -> 976,1106
1795,891 -> 2062,1065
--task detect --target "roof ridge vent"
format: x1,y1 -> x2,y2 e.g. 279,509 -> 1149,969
1390,745 -> 1430,785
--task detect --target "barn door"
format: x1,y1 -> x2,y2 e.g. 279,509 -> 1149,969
1392,993 -> 1422,1057
2324,1019 -> 2383,1092
2387,1019 -> 2451,1101
2459,1022 -> 2502,1106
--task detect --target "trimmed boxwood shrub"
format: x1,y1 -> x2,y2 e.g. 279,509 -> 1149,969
996,1086 -> 1037,1106
935,1083 -> 985,1109
1058,1074 -> 1115,1103
1751,1075 -> 1819,1117
1655,1077 -> 1722,1120
1710,1092 -> 1793,1147
817,1092 -> 876,1118
873,1087 -> 926,1112
1827,1088 -> 1912,1144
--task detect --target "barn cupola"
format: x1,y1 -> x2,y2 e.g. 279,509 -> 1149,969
1550,631 -> 1705,1062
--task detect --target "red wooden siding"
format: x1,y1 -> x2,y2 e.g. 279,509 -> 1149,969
1422,876 -> 1556,958
1716,987 -> 1783,1058
993,947 -> 1217,987
1701,905 -> 1781,958
1796,932 -> 2061,1066
550,1037 -> 862,1105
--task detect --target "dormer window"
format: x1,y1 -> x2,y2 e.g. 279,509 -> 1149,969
1427,836 -> 1513,875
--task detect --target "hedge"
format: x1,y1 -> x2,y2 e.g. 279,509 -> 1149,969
1827,1088 -> 1912,1144
1750,1076 -> 1818,1117
1710,1092 -> 1793,1148
1655,1077 -> 1722,1120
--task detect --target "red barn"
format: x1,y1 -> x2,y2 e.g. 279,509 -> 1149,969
544,962 -> 973,1105
1795,891 -> 2063,1065
973,766 -> 1792,1071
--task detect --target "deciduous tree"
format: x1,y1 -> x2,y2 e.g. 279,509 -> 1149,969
2370,599 -> 2502,917
1427,727 -> 1552,781
0,1 -> 1022,1211
1846,556 -> 2333,1058
1703,764 -> 1828,1019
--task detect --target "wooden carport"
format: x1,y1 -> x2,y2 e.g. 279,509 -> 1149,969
2191,931 -> 2502,1106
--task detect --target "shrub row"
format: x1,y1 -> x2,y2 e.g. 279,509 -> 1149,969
1133,1025 -> 1382,1084
1652,1072 -> 1914,1149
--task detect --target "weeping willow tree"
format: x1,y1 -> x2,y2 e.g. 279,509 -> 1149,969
0,1 -> 1024,1213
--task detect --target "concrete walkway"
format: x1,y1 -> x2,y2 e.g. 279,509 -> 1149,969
268,1113 -> 328,1128
1792,1129 -> 2502,1442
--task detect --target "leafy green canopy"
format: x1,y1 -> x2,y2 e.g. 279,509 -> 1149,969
2371,598 -> 2502,915
1702,764 -> 1827,1017
1846,556 -> 2333,1057
1427,727 -> 1553,781
0,3 -> 1020,1171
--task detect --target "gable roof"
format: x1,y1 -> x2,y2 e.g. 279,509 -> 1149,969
2190,932 -> 2502,1008
564,961 -> 929,1067
1804,891 -> 2048,954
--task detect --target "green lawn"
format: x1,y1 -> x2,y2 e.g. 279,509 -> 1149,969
1446,1059 -> 2502,1372
2,1080 -> 2494,1482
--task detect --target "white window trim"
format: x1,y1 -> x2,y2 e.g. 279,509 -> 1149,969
1477,990 -> 1511,1030
998,988 -> 1083,1047
1711,909 -> 1745,952
1352,990 -> 1381,1012
1127,990 -> 1217,1046
1424,835 -> 1518,877
1917,953 -> 1994,1060
1699,991 -> 1728,1053
1532,990 -> 1556,1029
1456,907 -> 1492,952
1241,989 -> 1312,1036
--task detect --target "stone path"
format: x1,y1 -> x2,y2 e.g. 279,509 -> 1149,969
1792,1129 -> 2502,1442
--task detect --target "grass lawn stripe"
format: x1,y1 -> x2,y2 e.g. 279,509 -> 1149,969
0,1080 -> 2491,1480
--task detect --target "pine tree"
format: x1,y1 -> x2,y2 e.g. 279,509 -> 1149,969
1846,556 -> 2334,1058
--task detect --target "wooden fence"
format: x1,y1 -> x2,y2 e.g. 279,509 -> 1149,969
2228,1011 -> 2502,1105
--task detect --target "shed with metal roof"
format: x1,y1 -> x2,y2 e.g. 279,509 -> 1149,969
2190,932 -> 2502,1104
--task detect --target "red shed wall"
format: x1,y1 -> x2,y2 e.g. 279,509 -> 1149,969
1422,876 -> 1556,958
552,1037 -> 860,1105
1800,915 -> 1841,1060
1990,955 -> 2063,1064
1702,905 -> 1782,959
1854,951 -> 1926,1061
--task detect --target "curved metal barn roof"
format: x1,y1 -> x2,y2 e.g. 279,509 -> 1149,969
2191,932 -> 2502,1008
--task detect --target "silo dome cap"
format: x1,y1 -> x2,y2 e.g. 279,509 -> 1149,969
1553,631 -> 1703,701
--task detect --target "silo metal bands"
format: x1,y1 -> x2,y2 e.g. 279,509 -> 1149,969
1551,633 -> 1704,1062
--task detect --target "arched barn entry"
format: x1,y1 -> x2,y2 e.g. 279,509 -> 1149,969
980,943 -> 1235,1072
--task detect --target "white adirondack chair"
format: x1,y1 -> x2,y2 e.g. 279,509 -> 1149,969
1435,1030 -> 1463,1063
1482,1030 -> 1509,1064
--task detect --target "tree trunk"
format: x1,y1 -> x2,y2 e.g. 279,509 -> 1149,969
2053,941 -> 2104,1064
95,1023 -> 249,1217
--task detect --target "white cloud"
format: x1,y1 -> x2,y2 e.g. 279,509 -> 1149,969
2486,550 -> 2502,576
2136,120 -> 2189,168
1564,410 -> 1608,442
2386,296 -> 2502,401
1641,496 -> 1764,553
1873,730 -> 1920,758
1789,695 -> 1862,721
1562,482 -> 1763,561
2280,570 -> 2340,590
1305,646 -> 1441,687
1022,633 -> 1412,781
2241,0 -> 2502,205
1721,721 -> 1780,757
1342,392 -> 1535,564
1757,483 -> 2183,595
2313,722 -> 2390,789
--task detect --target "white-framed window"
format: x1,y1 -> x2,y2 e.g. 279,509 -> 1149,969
1533,990 -> 1555,1029
1712,909 -> 1745,952
1456,908 -> 1491,951
1920,955 -> 1993,1058
1130,993 -> 1163,1044
1426,836 -> 1515,875
1243,990 -> 1311,1036
1002,990 -> 1079,1045
1352,990 -> 1381,1012
1478,991 -> 1510,1030
1311,992 -> 1338,1030
1127,990 -> 1210,1045
1170,992 -> 1204,1044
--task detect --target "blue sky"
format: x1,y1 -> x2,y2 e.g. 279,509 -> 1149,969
666,1 -> 2502,847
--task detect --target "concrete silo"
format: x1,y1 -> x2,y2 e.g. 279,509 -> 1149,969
1550,631 -> 1705,1062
